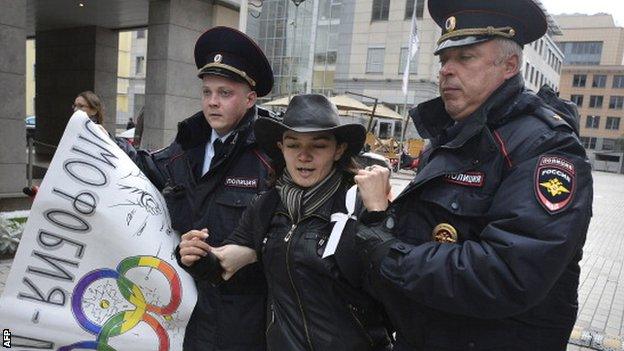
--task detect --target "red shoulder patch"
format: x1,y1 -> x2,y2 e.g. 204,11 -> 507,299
534,155 -> 575,214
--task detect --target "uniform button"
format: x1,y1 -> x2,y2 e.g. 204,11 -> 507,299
451,202 -> 459,210
468,341 -> 475,348
472,159 -> 480,165
235,200 -> 241,205
384,216 -> 395,229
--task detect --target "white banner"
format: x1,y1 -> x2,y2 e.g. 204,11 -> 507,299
402,0 -> 420,96
0,112 -> 197,350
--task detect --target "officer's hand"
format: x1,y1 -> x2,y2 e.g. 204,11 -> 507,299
179,229 -> 211,267
354,165 -> 391,212
355,222 -> 398,268
211,244 -> 258,281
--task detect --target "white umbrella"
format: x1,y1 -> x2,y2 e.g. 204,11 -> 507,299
117,128 -> 135,138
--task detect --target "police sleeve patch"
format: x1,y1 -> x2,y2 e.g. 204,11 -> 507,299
534,155 -> 575,214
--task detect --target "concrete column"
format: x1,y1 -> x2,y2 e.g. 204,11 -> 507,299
35,26 -> 118,154
142,0 -> 215,149
0,0 -> 27,197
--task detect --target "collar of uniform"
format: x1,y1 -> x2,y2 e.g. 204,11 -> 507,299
410,73 -> 524,142
175,106 -> 258,151
176,111 -> 211,150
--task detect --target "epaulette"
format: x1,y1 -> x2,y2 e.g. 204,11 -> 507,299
535,84 -> 580,135
532,105 -> 574,133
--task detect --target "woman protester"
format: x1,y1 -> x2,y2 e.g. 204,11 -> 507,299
177,94 -> 393,350
73,90 -> 105,124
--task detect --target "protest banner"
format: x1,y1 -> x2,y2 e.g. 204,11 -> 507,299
0,112 -> 197,350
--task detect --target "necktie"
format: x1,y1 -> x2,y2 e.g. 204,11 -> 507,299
210,138 -> 224,169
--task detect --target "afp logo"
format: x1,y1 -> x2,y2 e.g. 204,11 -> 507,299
3,329 -> 10,348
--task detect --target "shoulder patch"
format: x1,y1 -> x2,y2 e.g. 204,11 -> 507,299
534,155 -> 575,214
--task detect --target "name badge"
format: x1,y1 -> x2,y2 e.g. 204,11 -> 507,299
224,177 -> 258,189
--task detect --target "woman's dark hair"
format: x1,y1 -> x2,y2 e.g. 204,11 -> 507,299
265,133 -> 362,187
78,90 -> 105,124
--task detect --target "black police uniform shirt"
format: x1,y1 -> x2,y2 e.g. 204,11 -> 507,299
115,106 -> 271,351
365,74 -> 593,350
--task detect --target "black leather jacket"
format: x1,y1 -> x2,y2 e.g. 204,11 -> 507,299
118,107 -> 272,351
216,179 -> 393,351
363,75 -> 593,351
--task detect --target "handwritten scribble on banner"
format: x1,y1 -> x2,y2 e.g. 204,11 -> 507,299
0,112 -> 197,351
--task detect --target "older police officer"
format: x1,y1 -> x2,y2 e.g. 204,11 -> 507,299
353,0 -> 593,350
117,27 -> 274,350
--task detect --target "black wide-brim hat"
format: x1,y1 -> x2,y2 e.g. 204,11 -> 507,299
194,26 -> 273,97
428,0 -> 548,55
255,94 -> 366,160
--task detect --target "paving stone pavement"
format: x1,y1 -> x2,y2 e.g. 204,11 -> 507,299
0,170 -> 622,351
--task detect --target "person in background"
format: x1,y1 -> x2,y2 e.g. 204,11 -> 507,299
114,26 -> 275,351
178,94 -> 393,350
73,90 -> 104,124
126,117 -> 135,130
353,0 -> 593,350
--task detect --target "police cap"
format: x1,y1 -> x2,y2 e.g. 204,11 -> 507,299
194,26 -> 274,97
428,0 -> 548,55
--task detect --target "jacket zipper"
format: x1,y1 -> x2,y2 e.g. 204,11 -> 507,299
266,302 -> 276,334
285,222 -> 315,351
284,223 -> 297,242
347,304 -> 375,347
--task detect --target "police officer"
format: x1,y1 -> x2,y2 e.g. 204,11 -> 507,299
117,27 -> 274,350
353,0 -> 593,350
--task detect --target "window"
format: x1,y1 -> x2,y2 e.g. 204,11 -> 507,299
530,66 -> 535,84
592,75 -> 607,88
602,138 -> 616,151
394,120 -> 403,139
613,75 -> 624,88
557,41 -> 603,65
404,0 -> 424,19
586,115 -> 600,128
378,121 -> 392,138
399,47 -> 418,74
572,74 -> 587,87
524,63 -> 530,80
319,0 -> 342,20
135,56 -> 145,75
606,117 -> 621,130
589,95 -> 603,108
371,0 -> 390,21
580,137 -> 597,149
366,47 -> 385,73
609,96 -> 624,109
570,94 -> 583,107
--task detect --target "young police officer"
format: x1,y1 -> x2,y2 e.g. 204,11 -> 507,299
353,0 -> 593,350
118,27 -> 274,350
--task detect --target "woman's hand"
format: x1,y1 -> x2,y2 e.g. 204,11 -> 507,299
354,165 -> 392,211
211,244 -> 258,281
178,229 -> 211,267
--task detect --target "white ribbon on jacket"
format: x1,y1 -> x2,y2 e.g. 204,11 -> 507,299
322,185 -> 357,258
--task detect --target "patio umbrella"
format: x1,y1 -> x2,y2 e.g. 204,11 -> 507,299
364,104 -> 402,120
262,96 -> 292,107
329,95 -> 373,113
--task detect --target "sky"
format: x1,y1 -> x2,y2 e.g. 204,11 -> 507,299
541,0 -> 624,26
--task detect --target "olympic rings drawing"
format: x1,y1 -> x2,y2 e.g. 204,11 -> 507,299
58,256 -> 182,351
